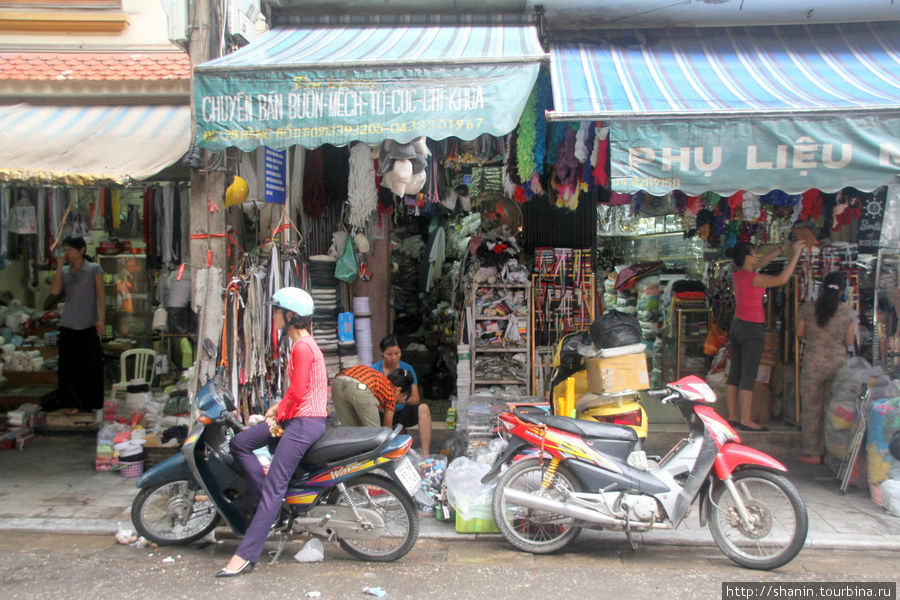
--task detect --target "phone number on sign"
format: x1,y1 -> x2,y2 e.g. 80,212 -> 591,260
204,118 -> 485,142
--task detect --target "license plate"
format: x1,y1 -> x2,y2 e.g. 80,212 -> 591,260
394,456 -> 421,495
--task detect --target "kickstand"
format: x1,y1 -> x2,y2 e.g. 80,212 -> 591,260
623,515 -> 640,551
624,528 -> 640,551
268,532 -> 290,564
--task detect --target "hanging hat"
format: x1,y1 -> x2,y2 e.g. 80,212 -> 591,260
225,176 -> 249,207
354,233 -> 371,254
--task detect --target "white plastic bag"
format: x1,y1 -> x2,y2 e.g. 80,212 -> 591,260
444,457 -> 496,521
881,479 -> 900,517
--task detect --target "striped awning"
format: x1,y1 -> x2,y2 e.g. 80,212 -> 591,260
0,104 -> 190,186
549,22 -> 900,195
549,22 -> 900,120
194,24 -> 546,151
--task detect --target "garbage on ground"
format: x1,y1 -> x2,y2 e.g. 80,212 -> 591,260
407,450 -> 448,515
115,524 -> 138,545
362,586 -> 387,598
294,537 -> 325,563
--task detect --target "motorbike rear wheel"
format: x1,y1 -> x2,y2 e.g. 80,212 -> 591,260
332,474 -> 419,562
131,479 -> 220,546
492,458 -> 582,554
708,468 -> 808,570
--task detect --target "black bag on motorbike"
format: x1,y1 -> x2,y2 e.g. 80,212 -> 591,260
589,310 -> 642,349
550,330 -> 594,390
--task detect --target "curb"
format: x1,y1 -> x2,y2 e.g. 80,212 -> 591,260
2,518 -> 896,553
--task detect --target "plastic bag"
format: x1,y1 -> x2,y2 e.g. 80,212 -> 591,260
335,235 -> 358,283
444,456 -> 496,521
703,321 -> 728,357
589,310 -> 642,349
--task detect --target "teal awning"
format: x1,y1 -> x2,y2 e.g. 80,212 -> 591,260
548,22 -> 900,194
194,24 -> 546,151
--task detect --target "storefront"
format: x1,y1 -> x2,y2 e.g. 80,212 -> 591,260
0,103 -> 193,427
541,21 -> 900,434
186,20 -> 547,419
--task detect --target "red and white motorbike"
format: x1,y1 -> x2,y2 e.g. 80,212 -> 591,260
482,375 -> 808,570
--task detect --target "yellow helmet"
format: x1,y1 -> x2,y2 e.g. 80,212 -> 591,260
225,175 -> 249,207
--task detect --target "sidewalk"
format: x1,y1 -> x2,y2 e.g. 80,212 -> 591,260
1,434 -> 898,552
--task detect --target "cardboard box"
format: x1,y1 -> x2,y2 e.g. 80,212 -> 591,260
585,353 -> 650,394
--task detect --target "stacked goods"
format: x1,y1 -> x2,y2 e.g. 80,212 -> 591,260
866,394 -> 900,506
584,343 -> 650,394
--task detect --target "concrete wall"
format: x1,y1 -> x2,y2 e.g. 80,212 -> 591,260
0,0 -> 177,49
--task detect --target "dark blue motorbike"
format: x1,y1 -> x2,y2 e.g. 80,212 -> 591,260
130,375 -> 421,562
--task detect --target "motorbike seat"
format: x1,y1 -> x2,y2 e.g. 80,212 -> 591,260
302,426 -> 392,465
526,413 -> 638,443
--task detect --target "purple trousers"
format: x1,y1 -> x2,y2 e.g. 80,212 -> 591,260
229,416 -> 326,563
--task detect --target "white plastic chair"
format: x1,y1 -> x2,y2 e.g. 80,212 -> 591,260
110,348 -> 157,397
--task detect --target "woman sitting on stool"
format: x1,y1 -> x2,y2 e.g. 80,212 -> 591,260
372,335 -> 433,455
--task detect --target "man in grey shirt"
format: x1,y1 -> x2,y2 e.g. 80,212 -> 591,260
50,237 -> 105,415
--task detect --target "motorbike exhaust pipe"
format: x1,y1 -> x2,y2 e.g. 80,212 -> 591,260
502,487 -> 623,528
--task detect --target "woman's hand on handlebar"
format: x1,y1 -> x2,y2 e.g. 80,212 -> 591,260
264,404 -> 278,428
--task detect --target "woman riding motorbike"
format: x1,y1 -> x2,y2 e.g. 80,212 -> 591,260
217,287 -> 327,578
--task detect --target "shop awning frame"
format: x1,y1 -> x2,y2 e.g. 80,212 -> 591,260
193,24 -> 547,152
0,103 -> 191,186
548,22 -> 900,121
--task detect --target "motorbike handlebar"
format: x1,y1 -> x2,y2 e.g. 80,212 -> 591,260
224,411 -> 247,433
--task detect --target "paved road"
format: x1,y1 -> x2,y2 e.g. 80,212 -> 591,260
1,532 -> 897,600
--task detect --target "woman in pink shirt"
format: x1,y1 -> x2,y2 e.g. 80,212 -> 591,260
726,240 -> 805,431
217,287 -> 327,578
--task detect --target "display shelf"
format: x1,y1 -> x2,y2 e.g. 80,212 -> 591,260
467,282 -> 531,394
661,306 -> 709,381
472,347 -> 528,352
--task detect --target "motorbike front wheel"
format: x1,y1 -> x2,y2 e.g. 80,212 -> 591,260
492,457 -> 582,554
708,468 -> 808,570
131,479 -> 220,545
332,474 -> 419,562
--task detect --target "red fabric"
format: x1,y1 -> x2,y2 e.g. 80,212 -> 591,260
833,198 -> 862,228
800,189 -> 823,220
686,195 -> 702,215
733,270 -> 766,323
592,134 -> 609,187
726,191 -> 743,219
673,291 -> 707,300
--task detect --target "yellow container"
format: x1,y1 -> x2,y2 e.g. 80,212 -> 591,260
455,512 -> 499,533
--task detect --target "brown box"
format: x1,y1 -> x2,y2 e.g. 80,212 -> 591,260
585,353 -> 650,394
752,382 -> 772,423
5,371 -> 58,386
37,347 -> 58,359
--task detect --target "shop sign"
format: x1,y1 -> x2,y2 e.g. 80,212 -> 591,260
264,147 -> 286,205
195,64 -> 539,151
857,187 -> 886,253
610,115 -> 900,195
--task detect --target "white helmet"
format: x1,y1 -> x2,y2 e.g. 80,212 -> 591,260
272,287 -> 314,317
